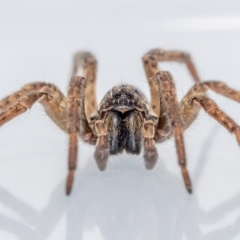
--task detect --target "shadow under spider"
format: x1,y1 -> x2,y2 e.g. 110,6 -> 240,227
0,126 -> 240,240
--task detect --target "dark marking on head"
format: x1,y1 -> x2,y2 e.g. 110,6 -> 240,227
98,84 -> 147,115
144,60 -> 149,65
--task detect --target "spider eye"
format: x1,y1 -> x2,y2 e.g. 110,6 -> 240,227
126,92 -> 133,99
114,92 -> 121,98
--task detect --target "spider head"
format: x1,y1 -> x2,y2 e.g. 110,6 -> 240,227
98,84 -> 146,117
110,85 -> 136,113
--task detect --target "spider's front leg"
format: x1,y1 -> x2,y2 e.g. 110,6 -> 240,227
155,71 -> 192,193
0,52 -> 98,196
66,52 -> 99,194
0,82 -> 80,194
66,76 -> 97,195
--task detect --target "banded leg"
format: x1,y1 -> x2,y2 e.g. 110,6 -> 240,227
142,48 -> 200,116
181,81 -> 240,130
155,71 -> 192,193
72,52 -> 97,119
194,97 -> 240,144
180,81 -> 240,144
0,83 -> 68,131
66,77 -> 86,195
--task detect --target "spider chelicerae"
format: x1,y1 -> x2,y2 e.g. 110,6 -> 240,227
1,48 -> 239,195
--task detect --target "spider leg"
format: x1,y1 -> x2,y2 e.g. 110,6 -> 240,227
0,79 -> 94,195
67,52 -> 99,194
72,52 -> 97,120
66,76 -> 88,195
142,48 -> 200,116
142,119 -> 158,169
93,120 -> 109,171
0,83 -> 68,131
0,52 -> 98,196
155,71 -> 192,193
181,81 -> 240,144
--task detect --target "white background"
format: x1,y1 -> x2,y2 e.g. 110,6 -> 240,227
0,1 -> 240,239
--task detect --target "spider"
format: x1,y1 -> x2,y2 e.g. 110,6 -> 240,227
0,48 -> 240,195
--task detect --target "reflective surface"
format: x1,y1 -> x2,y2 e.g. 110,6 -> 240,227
0,1 -> 240,239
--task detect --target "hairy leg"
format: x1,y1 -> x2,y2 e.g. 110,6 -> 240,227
93,120 -> 109,171
142,119 -> 158,170
181,81 -> 240,130
66,77 -> 87,195
194,96 -> 240,143
142,48 -> 200,116
180,81 -> 240,143
0,77 -> 94,195
155,71 -> 192,193
0,83 -> 68,131
72,52 -> 97,119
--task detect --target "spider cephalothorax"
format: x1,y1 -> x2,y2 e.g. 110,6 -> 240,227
98,85 -> 147,114
1,48 -> 240,195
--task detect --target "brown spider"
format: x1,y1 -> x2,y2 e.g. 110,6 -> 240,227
1,48 -> 240,195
